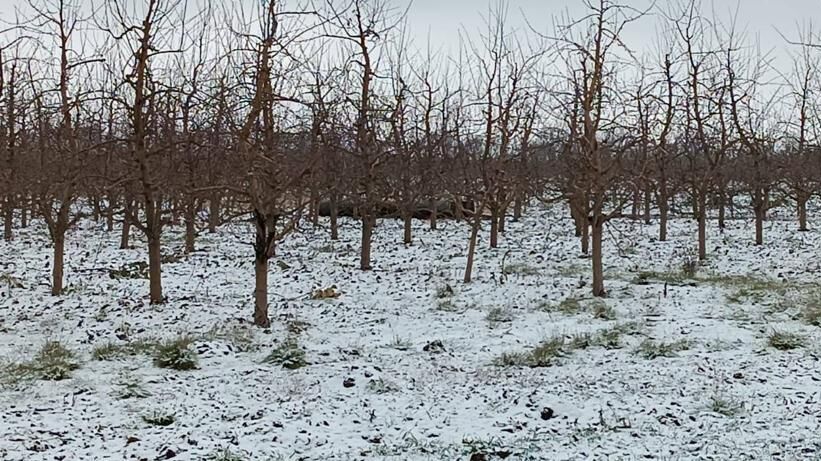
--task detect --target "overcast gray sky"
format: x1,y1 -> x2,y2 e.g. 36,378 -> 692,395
404,0 -> 821,66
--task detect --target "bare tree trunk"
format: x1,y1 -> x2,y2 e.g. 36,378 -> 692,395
498,207 -> 506,234
402,212 -> 412,244
429,198 -> 438,230
754,189 -> 764,246
105,194 -> 115,232
658,183 -> 669,241
717,187 -> 726,231
4,199 -> 12,241
697,189 -> 707,261
798,193 -> 809,231
489,208 -> 499,248
580,214 -> 590,255
330,193 -> 339,240
360,214 -> 373,270
51,234 -> 65,295
513,196 -> 522,222
310,188 -> 320,227
20,201 -> 27,228
591,215 -> 605,297
253,255 -> 269,327
147,235 -> 163,304
643,184 -> 652,225
464,217 -> 480,283
120,199 -> 132,249
630,185 -> 640,219
208,192 -> 220,233
184,203 -> 196,253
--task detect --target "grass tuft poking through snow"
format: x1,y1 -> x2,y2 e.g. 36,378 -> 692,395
141,410 -> 176,427
494,336 -> 568,367
767,330 -> 807,350
635,338 -> 692,359
153,335 -> 199,370
262,337 -> 308,369
3,340 -> 79,384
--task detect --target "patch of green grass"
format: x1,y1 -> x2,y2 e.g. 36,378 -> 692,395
631,270 -> 689,286
767,330 -> 806,350
493,336 -> 567,368
208,449 -> 248,461
592,327 -> 624,349
708,393 -> 743,417
154,336 -> 199,370
503,262 -> 540,276
262,338 -> 308,370
4,340 -> 80,384
141,410 -> 175,427
635,338 -> 692,359
109,261 -> 149,280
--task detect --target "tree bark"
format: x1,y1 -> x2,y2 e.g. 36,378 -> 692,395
253,255 -> 269,327
513,196 -> 522,222
208,193 -> 220,233
591,216 -> 605,297
429,198 -> 438,230
4,200 -> 13,240
147,235 -> 163,304
658,183 -> 669,241
798,193 -> 809,231
329,192 -> 339,240
184,204 -> 196,254
697,189 -> 707,261
51,234 -> 65,295
402,212 -> 412,244
754,189 -> 764,246
464,217 -> 480,283
489,208 -> 499,248
360,214 -> 373,270
643,184 -> 652,225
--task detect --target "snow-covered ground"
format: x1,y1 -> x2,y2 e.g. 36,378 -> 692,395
1,205 -> 820,461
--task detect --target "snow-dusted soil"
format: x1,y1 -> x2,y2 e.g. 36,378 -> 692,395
1,206 -> 820,461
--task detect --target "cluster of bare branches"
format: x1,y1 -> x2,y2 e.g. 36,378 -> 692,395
1,0 -> 821,325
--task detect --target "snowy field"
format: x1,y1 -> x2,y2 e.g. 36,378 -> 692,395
1,205 -> 820,461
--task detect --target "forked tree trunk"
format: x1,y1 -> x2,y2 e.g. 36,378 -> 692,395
147,235 -> 163,304
52,234 -> 65,295
591,216 -> 605,297
798,193 -> 809,231
463,217 -> 481,283
360,214 -> 373,270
